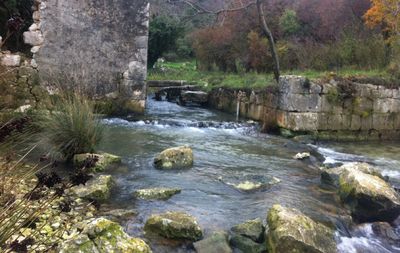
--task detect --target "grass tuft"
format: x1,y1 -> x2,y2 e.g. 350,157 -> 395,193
37,94 -> 104,160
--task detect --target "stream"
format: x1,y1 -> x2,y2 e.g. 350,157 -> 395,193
97,97 -> 400,252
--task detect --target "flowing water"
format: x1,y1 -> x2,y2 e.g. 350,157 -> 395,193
97,97 -> 400,252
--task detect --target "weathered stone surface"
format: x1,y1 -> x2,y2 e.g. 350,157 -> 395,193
231,218 -> 264,242
69,175 -> 114,202
154,146 -> 193,170
1,54 -> 21,67
230,234 -> 264,253
193,231 -> 232,253
73,153 -> 122,172
59,218 -> 151,253
36,0 -> 150,113
144,211 -> 203,241
267,204 -> 336,253
134,187 -> 181,200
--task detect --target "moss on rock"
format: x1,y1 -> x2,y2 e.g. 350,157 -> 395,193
144,211 -> 203,241
69,175 -> 114,202
59,218 -> 152,253
73,152 -> 122,173
154,146 -> 193,170
266,205 -> 336,253
134,187 -> 181,200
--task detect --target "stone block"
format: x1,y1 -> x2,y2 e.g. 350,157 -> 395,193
320,95 -> 343,113
373,114 -> 394,130
279,93 -> 321,112
1,54 -> 21,67
286,112 -> 319,131
279,75 -> 309,94
373,98 -> 400,113
350,115 -> 361,130
23,31 -> 44,46
317,113 -> 329,130
326,114 -> 344,130
360,115 -> 373,130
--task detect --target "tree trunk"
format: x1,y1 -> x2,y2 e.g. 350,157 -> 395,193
256,0 -> 280,82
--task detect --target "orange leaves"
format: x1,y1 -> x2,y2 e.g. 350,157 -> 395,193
364,0 -> 400,38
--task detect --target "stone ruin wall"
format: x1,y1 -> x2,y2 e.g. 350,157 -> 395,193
1,0 -> 150,114
209,76 -> 400,141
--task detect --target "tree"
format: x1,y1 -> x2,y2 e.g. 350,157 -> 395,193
168,0 -> 281,82
148,15 -> 184,67
279,9 -> 300,37
364,0 -> 400,39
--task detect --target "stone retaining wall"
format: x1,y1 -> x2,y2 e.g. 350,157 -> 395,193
208,76 -> 400,141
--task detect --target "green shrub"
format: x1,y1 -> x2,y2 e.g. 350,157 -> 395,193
38,94 -> 103,160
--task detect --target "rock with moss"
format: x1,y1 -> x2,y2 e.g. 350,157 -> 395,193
154,146 -> 193,170
231,218 -> 264,242
193,231 -> 232,253
144,211 -> 202,241
69,175 -> 114,202
336,166 -> 400,222
134,187 -> 181,200
230,234 -> 265,253
59,218 -> 151,253
73,152 -> 122,173
266,204 -> 336,253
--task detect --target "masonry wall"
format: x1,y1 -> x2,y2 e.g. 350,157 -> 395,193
23,0 -> 150,113
208,76 -> 400,141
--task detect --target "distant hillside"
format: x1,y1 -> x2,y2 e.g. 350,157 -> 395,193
149,0 -> 225,18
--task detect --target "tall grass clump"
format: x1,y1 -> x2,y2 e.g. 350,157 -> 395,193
39,94 -> 104,160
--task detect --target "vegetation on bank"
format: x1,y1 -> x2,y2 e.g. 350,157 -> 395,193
148,60 -> 393,90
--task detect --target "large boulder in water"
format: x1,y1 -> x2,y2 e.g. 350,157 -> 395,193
144,211 -> 202,241
266,204 -> 336,253
321,163 -> 400,222
59,218 -> 151,253
180,91 -> 208,105
193,231 -> 232,253
154,146 -> 193,170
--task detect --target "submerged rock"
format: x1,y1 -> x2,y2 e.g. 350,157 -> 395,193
231,218 -> 264,242
267,204 -> 336,253
73,152 -> 121,172
293,152 -> 310,160
322,162 -> 400,222
69,175 -> 113,202
154,146 -> 193,170
193,231 -> 232,253
134,187 -> 181,200
59,218 -> 151,253
223,176 -> 280,192
371,222 -> 400,245
99,208 -> 137,222
144,211 -> 202,241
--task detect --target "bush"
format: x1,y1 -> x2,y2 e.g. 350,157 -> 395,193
38,94 -> 103,160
